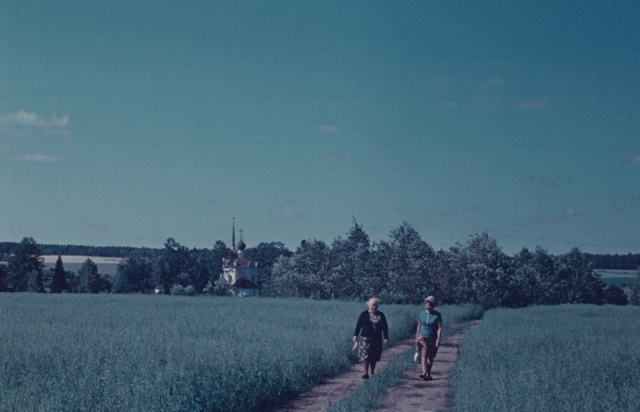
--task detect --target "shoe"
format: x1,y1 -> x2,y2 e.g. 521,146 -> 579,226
419,374 -> 426,380
425,375 -> 433,381
362,374 -> 369,379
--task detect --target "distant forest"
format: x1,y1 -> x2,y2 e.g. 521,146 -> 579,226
0,242 -> 151,259
1,241 -> 638,270
583,253 -> 640,270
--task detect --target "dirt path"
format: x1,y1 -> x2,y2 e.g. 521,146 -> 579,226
275,323 -> 476,412
376,327 -> 471,412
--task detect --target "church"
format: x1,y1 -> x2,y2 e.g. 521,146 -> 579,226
220,220 -> 260,297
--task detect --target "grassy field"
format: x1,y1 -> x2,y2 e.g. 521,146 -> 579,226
449,304 -> 640,412
595,269 -> 637,287
0,294 -> 420,411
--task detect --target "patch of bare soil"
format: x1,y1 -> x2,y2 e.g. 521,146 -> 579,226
275,322 -> 477,412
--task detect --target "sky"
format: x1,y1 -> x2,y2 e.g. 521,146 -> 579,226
1,1 -> 639,256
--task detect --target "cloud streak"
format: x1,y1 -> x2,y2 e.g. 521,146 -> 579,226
624,153 -> 640,163
0,110 -> 70,136
516,98 -> 549,111
313,124 -> 341,134
14,154 -> 60,163
528,207 -> 580,224
480,76 -> 504,89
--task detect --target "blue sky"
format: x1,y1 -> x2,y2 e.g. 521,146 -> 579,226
1,1 -> 639,255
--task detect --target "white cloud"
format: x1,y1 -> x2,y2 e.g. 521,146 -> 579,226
313,124 -> 341,134
0,110 -> 70,136
481,76 -> 504,88
527,207 -> 580,224
14,154 -> 60,163
565,208 -> 579,217
516,98 -> 549,111
624,153 -> 640,163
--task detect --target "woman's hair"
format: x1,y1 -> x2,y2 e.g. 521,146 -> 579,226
367,297 -> 380,308
424,296 -> 435,305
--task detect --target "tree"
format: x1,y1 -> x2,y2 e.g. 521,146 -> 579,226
77,258 -> 101,293
113,252 -> 154,293
381,222 -> 437,304
462,233 -> 513,309
442,233 -> 513,309
329,220 -> 372,299
603,284 -> 628,305
509,248 -> 540,307
7,237 -> 45,292
152,238 -> 194,291
266,240 -> 331,298
243,241 -> 291,289
629,267 -> 640,306
203,278 -> 232,296
555,248 -> 604,305
50,255 -> 68,293
0,264 -> 8,292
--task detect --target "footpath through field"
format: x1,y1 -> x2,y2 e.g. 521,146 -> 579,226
275,322 -> 478,412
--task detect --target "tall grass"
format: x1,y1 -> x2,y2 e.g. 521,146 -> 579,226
0,294 -> 418,411
450,305 -> 640,412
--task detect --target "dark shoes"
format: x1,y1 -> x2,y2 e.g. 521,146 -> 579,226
419,374 -> 433,381
362,374 -> 369,379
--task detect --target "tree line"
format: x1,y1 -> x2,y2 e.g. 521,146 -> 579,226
583,252 -> 640,271
0,242 -> 143,260
1,222 -> 639,308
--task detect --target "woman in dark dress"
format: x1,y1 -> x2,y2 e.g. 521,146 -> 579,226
352,297 -> 389,379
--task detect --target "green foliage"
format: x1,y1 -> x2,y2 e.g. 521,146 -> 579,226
170,284 -> 196,296
603,284 -> 629,305
2,228 -> 618,312
153,238 -> 195,289
263,226 -> 612,309
7,237 -> 45,292
267,240 -> 332,299
77,259 -> 101,293
0,295 -> 419,411
449,305 -> 640,412
584,252 -> 640,270
0,264 -> 8,292
382,221 -> 437,304
629,268 -> 640,306
243,241 -> 292,288
113,253 -> 154,293
50,255 -> 68,293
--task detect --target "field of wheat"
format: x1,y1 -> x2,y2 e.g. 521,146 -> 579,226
449,304 -> 640,412
0,294 -> 421,411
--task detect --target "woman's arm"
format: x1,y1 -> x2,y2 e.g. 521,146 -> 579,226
353,312 -> 364,342
435,315 -> 443,347
382,313 -> 389,343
